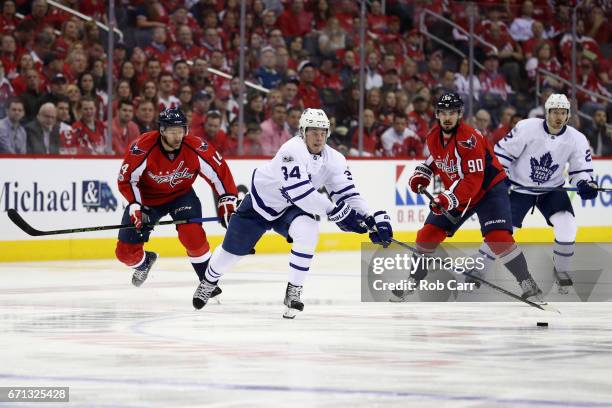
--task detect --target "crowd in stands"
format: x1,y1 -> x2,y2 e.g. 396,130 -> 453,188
0,0 -> 611,158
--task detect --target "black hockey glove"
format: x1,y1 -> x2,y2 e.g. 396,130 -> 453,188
328,201 -> 368,233
577,180 -> 598,200
364,211 -> 393,247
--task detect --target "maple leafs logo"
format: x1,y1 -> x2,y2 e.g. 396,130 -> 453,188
529,152 -> 559,185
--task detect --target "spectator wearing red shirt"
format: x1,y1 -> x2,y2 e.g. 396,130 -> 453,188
79,0 -> 106,22
490,106 -> 517,145
559,20 -> 603,64
23,0 -> 54,34
479,53 -> 513,102
134,100 -> 157,134
168,25 -> 204,63
157,72 -> 180,112
297,61 -> 321,109
381,112 -> 422,157
0,1 -> 19,35
407,94 -> 432,142
573,58 -> 611,106
143,27 -> 172,70
367,1 -> 388,35
189,90 -> 213,139
0,34 -> 18,79
73,97 -> 106,155
316,57 -> 343,95
525,42 -> 563,92
472,109 -> 492,141
348,108 -> 381,156
260,103 -> 291,156
586,6 -> 609,45
277,0 -> 313,38
422,51 -> 444,90
404,29 -> 425,62
199,27 -> 224,59
0,61 -> 15,119
112,100 -> 140,155
522,20 -> 552,60
201,111 -> 229,154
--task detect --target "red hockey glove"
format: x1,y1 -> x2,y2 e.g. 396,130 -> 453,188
430,191 -> 458,215
128,203 -> 149,230
217,194 -> 238,229
409,164 -> 433,193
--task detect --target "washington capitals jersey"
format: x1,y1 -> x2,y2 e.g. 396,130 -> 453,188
424,122 -> 506,210
494,118 -> 594,194
250,136 -> 370,221
118,131 -> 237,206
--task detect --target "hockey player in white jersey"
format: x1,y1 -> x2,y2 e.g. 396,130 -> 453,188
471,94 -> 598,291
192,108 -> 393,318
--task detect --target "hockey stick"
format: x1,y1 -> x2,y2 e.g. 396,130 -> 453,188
7,209 -> 220,237
417,186 -> 460,224
510,185 -> 612,193
462,271 -> 560,313
387,237 -> 559,313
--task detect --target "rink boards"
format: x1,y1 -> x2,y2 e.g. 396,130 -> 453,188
1,157 -> 611,261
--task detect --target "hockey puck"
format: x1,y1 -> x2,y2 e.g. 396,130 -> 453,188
536,322 -> 549,327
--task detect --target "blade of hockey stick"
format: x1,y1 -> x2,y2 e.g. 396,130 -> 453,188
388,237 -> 559,313
417,186 -> 460,224
463,271 -> 561,314
510,185 -> 612,193
7,209 -> 220,236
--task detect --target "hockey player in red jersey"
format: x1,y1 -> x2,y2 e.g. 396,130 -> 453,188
404,92 -> 544,301
115,108 -> 238,290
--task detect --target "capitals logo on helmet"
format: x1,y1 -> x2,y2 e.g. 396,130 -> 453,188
298,108 -> 331,139
544,94 -> 571,126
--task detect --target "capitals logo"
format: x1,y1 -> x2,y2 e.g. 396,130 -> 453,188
147,160 -> 194,188
130,143 -> 146,155
529,152 -> 559,184
434,154 -> 459,180
458,135 -> 476,149
197,141 -> 209,152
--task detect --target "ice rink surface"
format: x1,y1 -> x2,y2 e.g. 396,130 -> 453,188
1,251 -> 612,408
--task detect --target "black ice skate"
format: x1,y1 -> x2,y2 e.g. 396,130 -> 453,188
132,251 -> 158,287
192,279 -> 219,310
520,277 -> 545,304
283,283 -> 304,319
554,268 -> 573,294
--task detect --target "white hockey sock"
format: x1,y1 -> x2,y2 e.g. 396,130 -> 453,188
287,216 -> 319,287
476,243 -> 496,274
204,246 -> 243,283
288,248 -> 313,286
553,240 -> 574,273
550,212 -> 577,273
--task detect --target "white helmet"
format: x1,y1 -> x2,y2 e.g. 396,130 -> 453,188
545,93 -> 571,124
298,108 -> 330,139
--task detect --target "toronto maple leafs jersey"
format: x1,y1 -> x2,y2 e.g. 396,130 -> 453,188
494,118 -> 594,195
250,136 -> 370,221
118,131 -> 237,206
